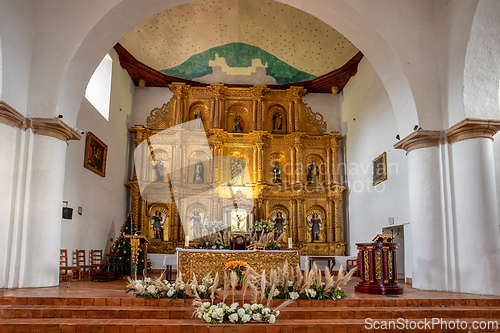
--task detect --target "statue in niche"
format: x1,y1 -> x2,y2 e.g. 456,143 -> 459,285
230,159 -> 245,185
151,211 -> 165,239
232,115 -> 244,132
307,161 -> 320,185
193,110 -> 204,130
189,211 -> 204,239
272,212 -> 287,238
272,111 -> 283,131
272,162 -> 282,184
307,213 -> 322,242
152,160 -> 164,182
193,160 -> 204,183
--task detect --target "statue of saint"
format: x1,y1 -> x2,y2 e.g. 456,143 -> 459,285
193,160 -> 204,183
232,115 -> 244,132
272,111 -> 283,131
272,212 -> 287,237
307,213 -> 322,242
151,211 -> 165,239
153,160 -> 164,182
193,110 -> 204,129
189,211 -> 204,238
272,162 -> 282,184
230,159 -> 244,185
307,161 -> 320,185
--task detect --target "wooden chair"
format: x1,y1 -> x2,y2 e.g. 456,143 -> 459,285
60,249 -> 81,281
346,253 -> 361,277
90,249 -> 103,273
74,249 -> 93,278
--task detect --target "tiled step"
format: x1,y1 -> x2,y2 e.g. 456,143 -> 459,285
1,305 -> 499,320
1,296 -> 498,307
1,318 -> 499,333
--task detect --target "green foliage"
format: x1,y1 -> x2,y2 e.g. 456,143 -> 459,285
111,213 -> 150,273
161,42 -> 316,85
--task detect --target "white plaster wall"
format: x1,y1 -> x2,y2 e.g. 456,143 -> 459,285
344,0 -> 442,131
0,0 -> 34,114
341,58 -> 411,273
131,87 -> 173,127
463,0 -> 500,121
60,49 -> 133,262
0,124 -> 19,287
435,0 -> 478,127
302,94 -> 342,133
450,138 -> 500,294
495,132 -> 500,227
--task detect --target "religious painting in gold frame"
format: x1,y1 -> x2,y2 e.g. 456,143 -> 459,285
373,152 -> 387,185
84,132 -> 108,177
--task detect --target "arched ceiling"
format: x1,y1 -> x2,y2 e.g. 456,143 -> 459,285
118,0 -> 359,86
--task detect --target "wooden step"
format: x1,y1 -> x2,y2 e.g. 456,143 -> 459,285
1,317 -> 499,333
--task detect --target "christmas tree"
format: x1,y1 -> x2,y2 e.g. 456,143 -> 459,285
111,213 -> 149,275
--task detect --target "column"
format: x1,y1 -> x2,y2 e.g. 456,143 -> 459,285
296,198 -> 304,243
331,137 -> 341,184
446,119 -> 500,295
0,103 -> 26,288
294,144 -> 302,184
326,146 -> 332,185
288,99 -> 294,132
257,143 -> 264,183
291,199 -> 297,242
395,130 -> 446,291
290,146 -> 296,184
326,200 -> 333,243
1,113 -> 81,288
169,83 -> 186,126
252,145 -> 258,183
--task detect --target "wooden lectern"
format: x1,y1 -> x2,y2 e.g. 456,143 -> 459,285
125,234 -> 150,281
354,234 -> 403,295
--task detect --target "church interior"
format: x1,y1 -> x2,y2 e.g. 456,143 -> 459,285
0,0 -> 499,330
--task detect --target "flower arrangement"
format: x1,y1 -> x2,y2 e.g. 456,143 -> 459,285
264,263 -> 355,301
203,220 -> 227,234
194,302 -> 281,324
126,272 -> 190,299
225,260 -> 249,281
195,229 -> 230,249
249,220 -> 272,234
190,273 -> 219,299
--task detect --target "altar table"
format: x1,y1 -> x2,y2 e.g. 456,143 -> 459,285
176,248 -> 299,281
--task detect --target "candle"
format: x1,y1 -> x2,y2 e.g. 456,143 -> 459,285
288,237 -> 293,249
185,236 -> 190,248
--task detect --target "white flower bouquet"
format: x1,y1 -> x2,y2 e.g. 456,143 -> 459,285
126,272 -> 190,299
194,302 -> 281,324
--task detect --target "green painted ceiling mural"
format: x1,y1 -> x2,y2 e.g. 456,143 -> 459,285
160,43 -> 316,85
119,0 -> 359,85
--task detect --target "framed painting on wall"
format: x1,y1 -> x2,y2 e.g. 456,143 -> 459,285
84,132 -> 108,177
373,152 -> 387,186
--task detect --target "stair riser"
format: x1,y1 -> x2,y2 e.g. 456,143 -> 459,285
2,308 -> 498,320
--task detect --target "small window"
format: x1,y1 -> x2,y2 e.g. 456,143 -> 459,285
85,54 -> 112,120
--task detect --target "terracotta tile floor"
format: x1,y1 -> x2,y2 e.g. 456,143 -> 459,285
1,277 -> 498,301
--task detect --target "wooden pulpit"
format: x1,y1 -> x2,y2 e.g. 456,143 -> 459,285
125,234 -> 150,281
354,234 -> 403,295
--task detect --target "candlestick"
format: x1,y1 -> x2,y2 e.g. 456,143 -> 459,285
185,236 -> 190,248
288,237 -> 293,249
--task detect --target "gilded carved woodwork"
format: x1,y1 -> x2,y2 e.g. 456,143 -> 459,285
127,83 -> 345,255
178,250 -> 300,282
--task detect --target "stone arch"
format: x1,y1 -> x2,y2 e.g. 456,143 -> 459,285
53,0 -> 418,136
462,0 -> 500,121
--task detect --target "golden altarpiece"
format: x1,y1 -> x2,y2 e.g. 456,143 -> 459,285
126,83 -> 346,256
